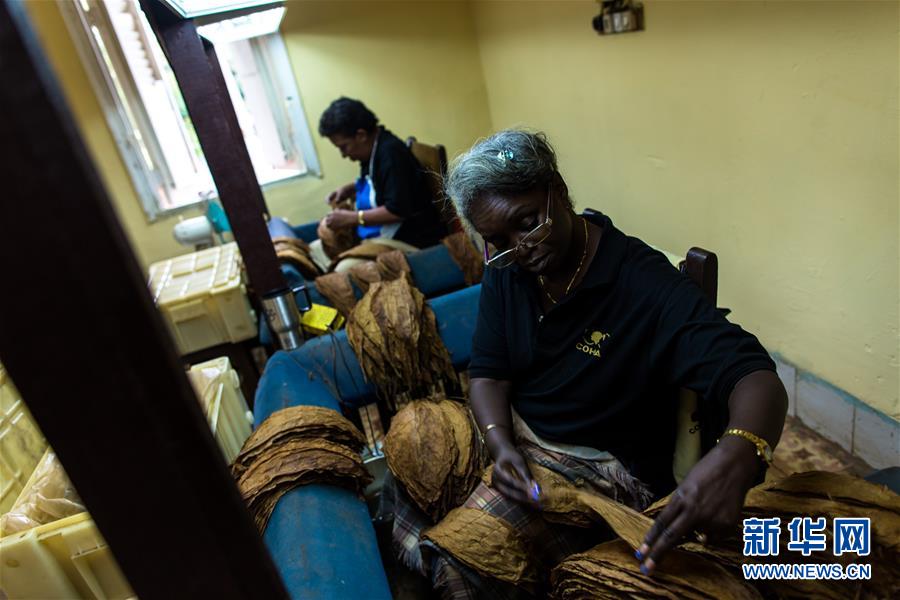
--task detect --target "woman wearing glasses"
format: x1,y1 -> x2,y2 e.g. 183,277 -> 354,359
394,130 -> 787,598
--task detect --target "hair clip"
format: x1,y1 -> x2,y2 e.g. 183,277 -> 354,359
496,149 -> 515,163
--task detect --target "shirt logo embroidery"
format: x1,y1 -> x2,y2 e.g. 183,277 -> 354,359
576,330 -> 610,359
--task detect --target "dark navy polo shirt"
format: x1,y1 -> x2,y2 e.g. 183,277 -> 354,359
468,210 -> 775,495
361,128 -> 447,248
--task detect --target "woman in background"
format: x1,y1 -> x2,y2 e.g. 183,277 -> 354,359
310,97 -> 447,271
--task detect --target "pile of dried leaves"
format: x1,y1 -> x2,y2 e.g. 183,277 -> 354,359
315,272 -> 358,318
424,464 -> 899,598
272,236 -> 320,279
346,277 -> 457,406
233,406 -> 371,532
384,397 -> 487,521
442,231 -> 483,286
314,250 -> 412,319
549,470 -> 899,599
553,540 -> 762,600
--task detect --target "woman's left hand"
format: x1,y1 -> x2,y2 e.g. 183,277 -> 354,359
325,209 -> 357,230
637,435 -> 762,575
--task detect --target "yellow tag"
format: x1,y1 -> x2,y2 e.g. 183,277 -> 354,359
301,304 -> 344,336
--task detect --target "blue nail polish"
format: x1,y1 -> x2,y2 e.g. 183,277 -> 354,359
640,564 -> 649,575
634,550 -> 643,561
531,481 -> 541,502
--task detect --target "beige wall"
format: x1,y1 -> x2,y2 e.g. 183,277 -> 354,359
24,0 -> 197,271
471,0 -> 899,417
23,0 -> 491,270
23,0 -> 898,418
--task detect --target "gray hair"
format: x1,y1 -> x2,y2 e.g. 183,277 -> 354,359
445,129 -> 567,223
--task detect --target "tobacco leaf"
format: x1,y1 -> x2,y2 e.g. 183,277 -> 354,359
375,249 -> 411,282
442,231 -> 483,286
751,470 -> 900,514
315,272 -> 358,318
317,217 -> 355,259
643,491 -> 674,518
334,241 -> 396,263
348,261 -> 383,293
424,507 -> 538,588
272,236 -> 311,254
484,461 -> 652,548
275,245 -> 320,279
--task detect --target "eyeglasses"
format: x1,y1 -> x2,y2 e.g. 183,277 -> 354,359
482,186 -> 553,268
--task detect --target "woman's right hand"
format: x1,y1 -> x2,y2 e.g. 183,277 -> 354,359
326,182 -> 356,207
491,441 -> 540,506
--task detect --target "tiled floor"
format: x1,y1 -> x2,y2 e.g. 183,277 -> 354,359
767,415 -> 872,482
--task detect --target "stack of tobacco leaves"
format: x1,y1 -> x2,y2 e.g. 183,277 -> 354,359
549,470 -> 899,599
315,272 -> 358,318
272,236 -> 320,279
233,406 -> 371,532
442,231 -> 484,286
739,471 -> 900,599
314,251 -> 413,320
345,278 -> 457,406
552,540 -> 762,600
317,217 -> 355,259
384,397 -> 487,521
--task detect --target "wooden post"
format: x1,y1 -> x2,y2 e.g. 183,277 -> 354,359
139,0 -> 286,298
0,2 -> 288,597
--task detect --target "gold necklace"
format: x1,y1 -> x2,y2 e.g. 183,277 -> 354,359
539,217 -> 589,305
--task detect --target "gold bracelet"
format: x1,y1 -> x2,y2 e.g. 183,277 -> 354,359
357,210 -> 365,226
719,428 -> 774,465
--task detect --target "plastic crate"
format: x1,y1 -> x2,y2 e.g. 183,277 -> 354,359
187,356 -> 253,464
148,243 -> 258,354
0,512 -> 133,599
0,358 -> 252,599
0,364 -> 47,513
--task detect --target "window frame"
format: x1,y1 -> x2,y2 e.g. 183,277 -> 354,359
60,0 -> 320,223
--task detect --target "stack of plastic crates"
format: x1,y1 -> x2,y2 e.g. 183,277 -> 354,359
0,357 -> 252,599
147,243 -> 258,355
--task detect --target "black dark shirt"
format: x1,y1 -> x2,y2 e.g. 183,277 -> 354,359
468,211 -> 775,495
360,128 -> 447,248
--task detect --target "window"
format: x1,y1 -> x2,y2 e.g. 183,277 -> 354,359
62,0 -> 319,221
160,0 -> 277,19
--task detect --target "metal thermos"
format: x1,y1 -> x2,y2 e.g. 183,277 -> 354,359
262,286 -> 310,351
